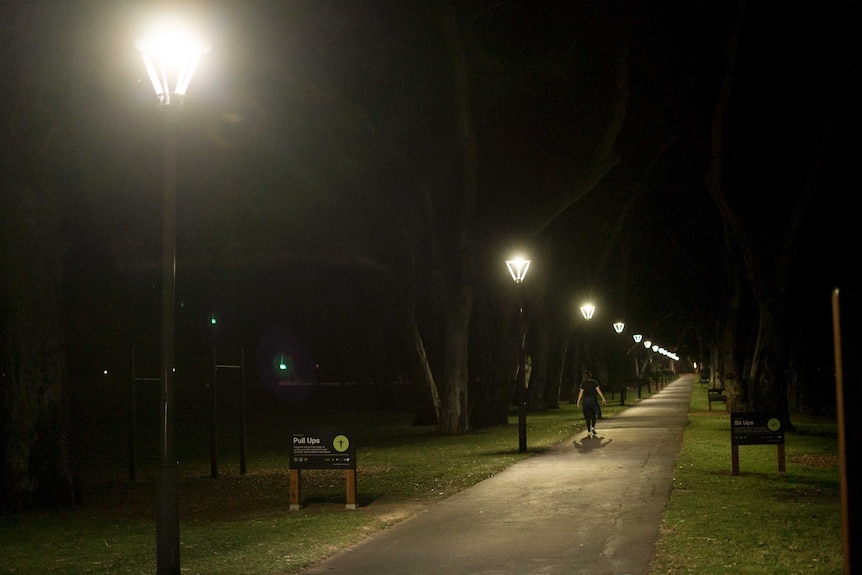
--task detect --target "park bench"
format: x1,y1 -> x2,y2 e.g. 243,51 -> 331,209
707,387 -> 727,411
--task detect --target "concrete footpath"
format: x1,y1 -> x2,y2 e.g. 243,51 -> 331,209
300,375 -> 694,575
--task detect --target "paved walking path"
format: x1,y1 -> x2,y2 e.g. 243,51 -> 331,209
300,375 -> 694,575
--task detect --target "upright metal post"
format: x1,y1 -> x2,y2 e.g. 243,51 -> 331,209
130,347 -> 160,482
211,346 -> 219,479
157,104 -> 180,575
832,288 -> 850,573
130,348 -> 137,482
506,257 -> 530,454
239,348 -> 247,475
213,347 -> 247,475
517,282 -> 527,453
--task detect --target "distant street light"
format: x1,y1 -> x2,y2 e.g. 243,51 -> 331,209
612,321 -> 627,403
506,257 -> 531,453
577,303 -> 596,382
631,333 -> 643,379
137,21 -> 209,575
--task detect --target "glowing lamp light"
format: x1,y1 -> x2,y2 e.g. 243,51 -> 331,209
137,21 -> 210,106
506,257 -> 531,283
644,340 -> 652,349
633,334 -> 642,343
580,303 -> 595,320
613,321 -> 625,334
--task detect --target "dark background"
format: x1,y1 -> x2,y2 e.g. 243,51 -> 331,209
0,0 -> 855,422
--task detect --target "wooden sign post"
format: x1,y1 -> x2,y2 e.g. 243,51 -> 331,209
288,428 -> 357,509
731,412 -> 786,475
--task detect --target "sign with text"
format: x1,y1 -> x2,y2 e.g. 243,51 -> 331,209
731,412 -> 785,445
289,428 -> 356,469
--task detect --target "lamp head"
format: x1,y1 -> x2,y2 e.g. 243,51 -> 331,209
137,19 -> 210,106
506,258 -> 531,283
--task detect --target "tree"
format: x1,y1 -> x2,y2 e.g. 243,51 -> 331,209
702,0 -> 857,421
0,1 -> 78,510
423,2 -> 632,433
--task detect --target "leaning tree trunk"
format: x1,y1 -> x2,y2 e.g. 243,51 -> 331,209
407,305 -> 440,425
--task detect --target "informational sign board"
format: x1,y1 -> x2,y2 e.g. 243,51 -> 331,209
730,412 -> 786,475
289,428 -> 356,469
731,412 -> 785,445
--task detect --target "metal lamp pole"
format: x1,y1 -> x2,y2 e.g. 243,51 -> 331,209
137,25 -> 209,575
506,258 -> 531,453
632,333 -> 643,378
579,303 -> 595,382
157,101 -> 180,575
613,321 -> 625,403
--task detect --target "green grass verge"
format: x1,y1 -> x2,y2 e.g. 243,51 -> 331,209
2,393 -> 630,575
647,382 -> 843,575
0,381 -> 843,574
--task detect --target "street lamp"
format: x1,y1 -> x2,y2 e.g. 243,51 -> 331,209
506,257 -> 531,453
630,333 -> 643,379
137,22 -> 209,575
613,321 -> 625,334
580,303 -> 596,320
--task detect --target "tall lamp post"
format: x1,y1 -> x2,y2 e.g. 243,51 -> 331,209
137,23 -> 209,575
578,303 -> 595,392
506,257 -> 531,453
612,321 -> 625,403
632,333 -> 643,378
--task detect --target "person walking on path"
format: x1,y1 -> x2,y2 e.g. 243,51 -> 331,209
577,370 -> 606,437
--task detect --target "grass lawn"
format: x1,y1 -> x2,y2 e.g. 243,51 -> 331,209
0,379 -> 843,574
647,383 -> 843,575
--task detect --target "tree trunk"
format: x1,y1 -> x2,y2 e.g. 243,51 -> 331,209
434,10 -> 477,435
1,2 -> 75,511
467,276 -> 515,429
706,2 -> 829,426
437,285 -> 473,434
1,184 -> 74,511
705,1 -> 746,411
407,306 -> 440,425
527,300 -> 555,411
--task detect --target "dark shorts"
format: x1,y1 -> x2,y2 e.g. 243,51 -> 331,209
582,396 -> 600,418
